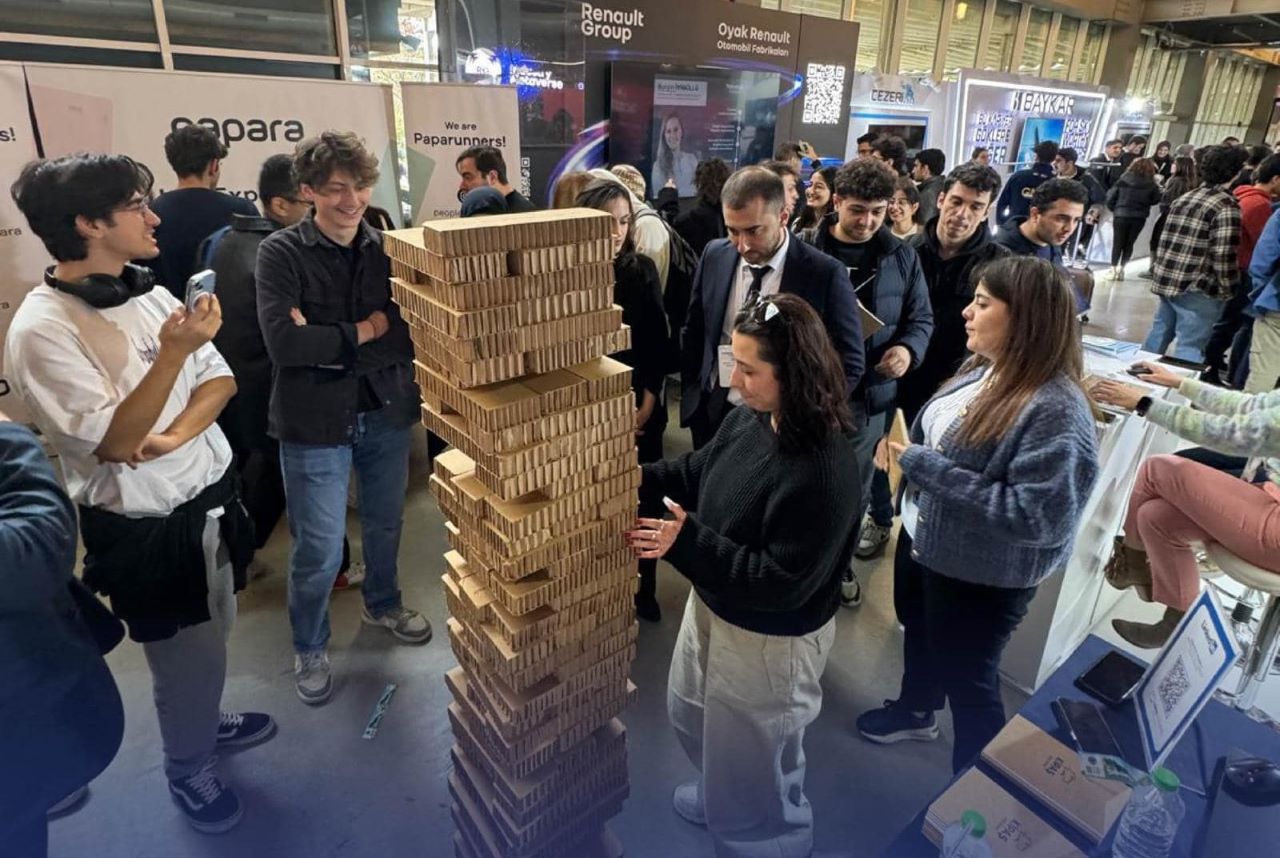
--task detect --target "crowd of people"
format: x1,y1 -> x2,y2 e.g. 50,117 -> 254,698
5,119 -> 1280,858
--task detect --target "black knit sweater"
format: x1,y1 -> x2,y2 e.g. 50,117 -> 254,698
639,407 -> 862,636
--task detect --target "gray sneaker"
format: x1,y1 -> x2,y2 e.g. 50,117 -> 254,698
361,605 -> 432,644
855,516 -> 892,559
294,651 -> 332,705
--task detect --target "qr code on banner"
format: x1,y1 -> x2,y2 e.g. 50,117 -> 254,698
1158,656 -> 1192,716
802,63 -> 846,126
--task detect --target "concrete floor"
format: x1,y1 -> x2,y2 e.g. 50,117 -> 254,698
46,261 -> 1277,857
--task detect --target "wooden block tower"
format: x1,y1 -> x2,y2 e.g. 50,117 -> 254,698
384,209 -> 639,858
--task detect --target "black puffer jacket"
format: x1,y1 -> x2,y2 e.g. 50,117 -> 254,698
1106,173 -> 1162,220
897,219 -> 1010,422
802,217 -> 934,416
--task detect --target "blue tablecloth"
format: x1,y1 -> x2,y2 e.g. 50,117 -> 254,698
879,634 -> 1280,857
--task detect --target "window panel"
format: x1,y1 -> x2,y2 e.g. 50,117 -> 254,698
897,0 -> 942,76
1018,8 -> 1052,75
851,0 -> 884,72
943,0 -> 983,82
1072,21 -> 1106,83
0,0 -> 157,43
348,0 -> 438,64
1048,16 -> 1078,81
981,0 -> 1019,72
783,0 -> 845,18
162,0 -> 336,55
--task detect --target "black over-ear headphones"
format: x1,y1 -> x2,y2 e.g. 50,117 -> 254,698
43,264 -> 156,309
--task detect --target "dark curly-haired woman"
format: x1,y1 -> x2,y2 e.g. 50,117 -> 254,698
627,293 -> 861,857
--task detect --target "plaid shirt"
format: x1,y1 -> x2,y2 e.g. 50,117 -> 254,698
1151,185 -> 1241,300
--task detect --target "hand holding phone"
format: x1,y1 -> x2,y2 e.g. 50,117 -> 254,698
184,269 -> 216,311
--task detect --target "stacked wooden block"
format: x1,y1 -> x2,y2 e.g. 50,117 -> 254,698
384,210 -> 639,858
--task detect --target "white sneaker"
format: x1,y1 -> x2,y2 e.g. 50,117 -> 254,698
840,569 -> 863,608
361,605 -> 432,644
672,781 -> 706,826
294,651 -> 332,705
855,516 -> 892,559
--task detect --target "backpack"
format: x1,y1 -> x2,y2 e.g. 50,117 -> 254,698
636,209 -> 699,373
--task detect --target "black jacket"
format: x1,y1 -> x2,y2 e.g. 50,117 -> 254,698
680,235 -> 864,427
611,253 -> 669,430
0,424 -> 123,824
210,215 -> 278,454
673,199 -> 727,256
994,217 -> 1065,268
1106,173 -> 1162,220
1062,168 -> 1106,208
801,218 -> 934,415
256,215 -> 420,445
1089,154 -> 1125,194
916,175 -> 946,225
995,163 -> 1055,224
898,220 -> 1010,422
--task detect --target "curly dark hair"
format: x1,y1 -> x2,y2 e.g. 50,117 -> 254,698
732,293 -> 853,453
164,124 -> 228,178
1197,144 -> 1245,187
943,162 -> 1003,200
694,158 -> 732,207
833,157 -> 896,201
12,154 -> 155,261
293,130 -> 379,190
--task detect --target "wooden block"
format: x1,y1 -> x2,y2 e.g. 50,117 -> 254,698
418,208 -> 613,256
509,240 -> 614,276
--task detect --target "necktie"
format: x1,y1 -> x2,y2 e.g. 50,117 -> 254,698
744,264 -> 772,308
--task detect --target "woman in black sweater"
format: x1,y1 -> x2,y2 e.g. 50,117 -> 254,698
1105,158 -> 1162,280
576,180 -> 670,620
627,293 -> 861,857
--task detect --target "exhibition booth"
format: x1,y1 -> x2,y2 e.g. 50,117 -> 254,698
844,72 -> 954,161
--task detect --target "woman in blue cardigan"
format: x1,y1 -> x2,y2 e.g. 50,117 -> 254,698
857,256 -> 1100,773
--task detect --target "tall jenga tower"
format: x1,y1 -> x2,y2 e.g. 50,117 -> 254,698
384,209 -> 639,858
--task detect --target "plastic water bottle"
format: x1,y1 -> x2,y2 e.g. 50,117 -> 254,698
1112,767 -> 1185,858
940,810 -> 993,858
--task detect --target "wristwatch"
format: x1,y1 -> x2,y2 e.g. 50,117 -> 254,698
1135,395 -> 1153,417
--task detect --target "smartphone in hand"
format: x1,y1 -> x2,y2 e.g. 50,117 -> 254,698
184,269 -> 216,311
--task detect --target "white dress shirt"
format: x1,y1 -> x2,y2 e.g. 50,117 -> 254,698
722,230 -> 790,405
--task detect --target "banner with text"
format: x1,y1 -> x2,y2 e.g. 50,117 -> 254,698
402,82 -> 521,222
0,63 -> 51,424
25,64 -> 399,221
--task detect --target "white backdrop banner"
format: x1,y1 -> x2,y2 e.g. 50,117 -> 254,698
402,83 -> 521,222
0,63 -> 51,424
25,64 -> 400,215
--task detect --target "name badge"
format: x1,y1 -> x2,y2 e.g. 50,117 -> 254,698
717,344 -> 735,387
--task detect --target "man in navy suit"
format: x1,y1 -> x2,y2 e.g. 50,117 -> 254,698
680,166 -> 865,448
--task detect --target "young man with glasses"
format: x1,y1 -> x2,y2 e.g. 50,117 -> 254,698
256,132 -> 428,707
800,158 -> 933,603
147,124 -> 258,300
5,153 -> 274,835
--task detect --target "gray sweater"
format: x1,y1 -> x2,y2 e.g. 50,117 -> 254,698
898,370 -> 1099,589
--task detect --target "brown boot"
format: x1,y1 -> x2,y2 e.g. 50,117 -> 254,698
1105,538 -> 1154,601
1112,606 -> 1185,649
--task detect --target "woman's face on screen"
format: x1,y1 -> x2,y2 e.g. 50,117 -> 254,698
663,117 -> 683,150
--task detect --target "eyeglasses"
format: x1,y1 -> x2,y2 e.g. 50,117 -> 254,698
114,197 -> 153,216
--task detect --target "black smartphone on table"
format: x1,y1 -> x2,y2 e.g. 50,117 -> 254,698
1075,650 -> 1146,706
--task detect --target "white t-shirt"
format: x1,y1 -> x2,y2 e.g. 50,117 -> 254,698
900,369 -> 989,539
4,284 -> 233,517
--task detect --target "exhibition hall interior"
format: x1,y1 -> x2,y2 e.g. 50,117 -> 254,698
5,0 -> 1280,856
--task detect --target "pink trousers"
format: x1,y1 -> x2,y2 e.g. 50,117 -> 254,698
1125,455 -> 1280,610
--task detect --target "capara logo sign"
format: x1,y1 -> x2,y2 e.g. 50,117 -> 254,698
171,116 -> 305,144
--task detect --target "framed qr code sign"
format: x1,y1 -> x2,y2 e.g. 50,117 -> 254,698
1134,588 -> 1238,771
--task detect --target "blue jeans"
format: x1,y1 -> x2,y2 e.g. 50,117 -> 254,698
1141,292 -> 1225,363
280,409 -> 411,654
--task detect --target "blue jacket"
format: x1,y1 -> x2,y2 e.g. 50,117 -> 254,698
801,218 -> 934,415
680,233 -> 864,425
996,162 -> 1055,225
897,370 -> 1099,589
1250,206 -> 1280,316
0,422 -> 123,823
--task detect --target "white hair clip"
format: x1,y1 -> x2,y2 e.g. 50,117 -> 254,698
763,302 -> 780,322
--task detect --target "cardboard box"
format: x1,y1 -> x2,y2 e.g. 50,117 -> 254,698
924,767 -> 1084,858
418,208 -> 613,256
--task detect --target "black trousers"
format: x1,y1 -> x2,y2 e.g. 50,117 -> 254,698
894,532 -> 1038,773
237,441 -> 287,551
1202,288 -> 1252,376
636,410 -> 666,603
1174,446 -> 1248,479
1111,216 -> 1147,267
1149,211 -> 1168,258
